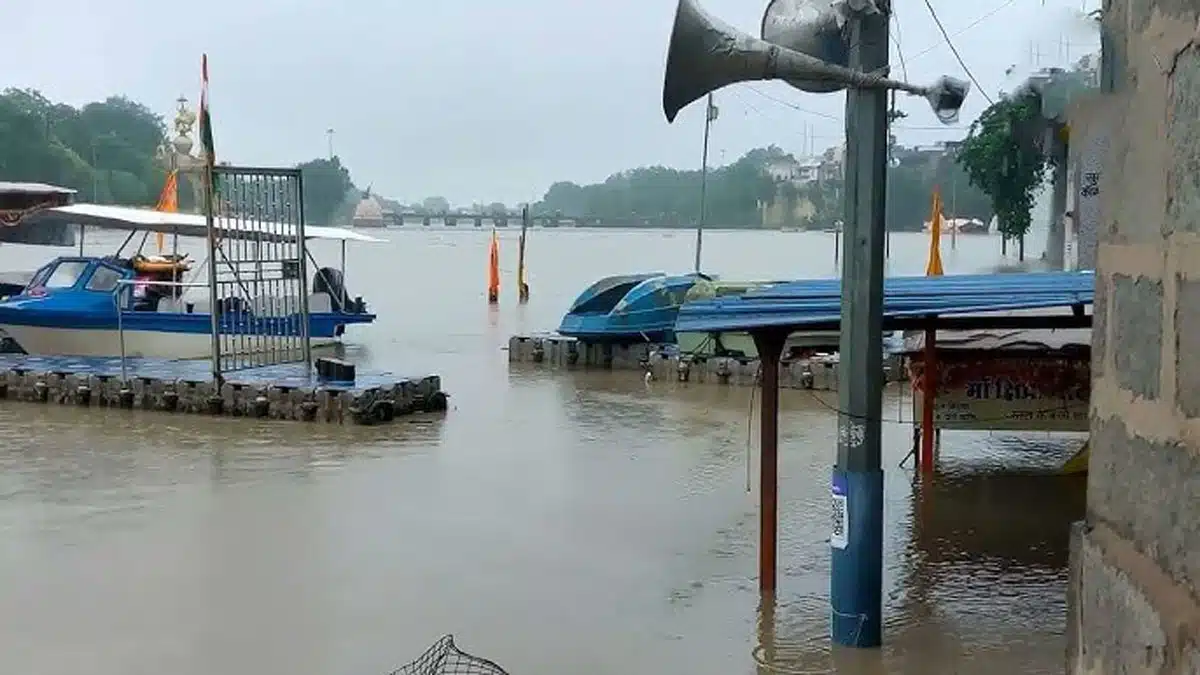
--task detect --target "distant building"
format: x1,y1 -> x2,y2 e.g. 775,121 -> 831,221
817,144 -> 846,183
351,195 -> 386,228
765,157 -> 801,182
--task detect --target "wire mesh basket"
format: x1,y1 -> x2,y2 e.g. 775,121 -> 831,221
389,635 -> 509,675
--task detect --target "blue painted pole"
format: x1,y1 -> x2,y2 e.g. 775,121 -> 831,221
830,468 -> 884,646
830,2 -> 889,649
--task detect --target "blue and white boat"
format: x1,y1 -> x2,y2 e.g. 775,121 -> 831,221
0,203 -> 383,359
558,272 -> 712,343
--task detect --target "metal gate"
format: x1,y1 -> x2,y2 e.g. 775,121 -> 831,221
204,165 -> 310,379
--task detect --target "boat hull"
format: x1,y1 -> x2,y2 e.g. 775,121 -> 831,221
0,324 -> 343,359
557,310 -> 677,344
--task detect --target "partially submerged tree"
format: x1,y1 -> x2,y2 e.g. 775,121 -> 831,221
955,88 -> 1049,254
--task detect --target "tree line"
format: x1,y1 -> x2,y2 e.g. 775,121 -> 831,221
530,144 -> 991,230
2,87 -> 1019,233
0,88 -> 365,227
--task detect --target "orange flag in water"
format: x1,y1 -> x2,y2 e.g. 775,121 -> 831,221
154,170 -> 179,252
925,188 -> 944,277
487,229 -> 500,303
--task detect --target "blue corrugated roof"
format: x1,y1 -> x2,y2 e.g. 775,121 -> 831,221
675,271 -> 1095,333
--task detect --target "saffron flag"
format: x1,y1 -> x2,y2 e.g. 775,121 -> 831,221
487,229 -> 500,303
154,170 -> 179,252
155,170 -> 179,213
926,188 -> 945,276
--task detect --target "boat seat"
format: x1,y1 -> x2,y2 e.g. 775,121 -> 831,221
308,292 -> 333,313
157,298 -> 188,313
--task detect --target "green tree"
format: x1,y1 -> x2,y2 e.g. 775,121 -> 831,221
955,89 -> 1047,242
297,156 -> 354,225
0,89 -> 166,204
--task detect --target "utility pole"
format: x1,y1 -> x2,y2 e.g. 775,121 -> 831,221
831,0 -> 889,650
326,128 -> 335,160
884,90 -> 906,260
696,93 -> 716,272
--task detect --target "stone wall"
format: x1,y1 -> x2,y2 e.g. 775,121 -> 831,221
1067,1 -> 1200,672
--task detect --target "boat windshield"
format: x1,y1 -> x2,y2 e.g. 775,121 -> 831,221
44,261 -> 89,289
25,260 -> 89,292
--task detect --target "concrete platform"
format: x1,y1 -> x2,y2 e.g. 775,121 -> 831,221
0,354 -> 447,425
507,333 -> 904,391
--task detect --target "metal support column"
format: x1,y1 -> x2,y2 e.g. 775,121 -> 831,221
753,329 -> 787,597
830,1 -> 889,649
1046,126 -> 1069,270
920,326 -> 938,473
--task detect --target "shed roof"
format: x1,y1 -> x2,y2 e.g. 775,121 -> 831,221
675,271 -> 1095,334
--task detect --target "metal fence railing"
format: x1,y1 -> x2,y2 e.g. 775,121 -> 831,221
113,274 -> 312,382
389,635 -> 509,675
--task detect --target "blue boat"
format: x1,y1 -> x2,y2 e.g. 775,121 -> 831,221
558,272 -> 712,343
0,202 -> 383,359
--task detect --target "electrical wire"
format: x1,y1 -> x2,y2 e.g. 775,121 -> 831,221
891,10 -> 909,83
920,0 -> 997,105
904,0 -> 1017,66
741,84 -> 962,132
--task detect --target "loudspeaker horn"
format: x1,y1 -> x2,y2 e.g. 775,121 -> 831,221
760,0 -> 851,93
662,0 -> 969,123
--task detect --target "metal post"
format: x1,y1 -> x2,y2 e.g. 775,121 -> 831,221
295,171 -> 313,369
831,1 -> 888,650
518,205 -> 530,302
753,329 -> 787,597
340,239 -> 347,310
695,92 -> 714,273
203,163 -> 221,384
1046,126 -> 1068,270
920,326 -> 937,473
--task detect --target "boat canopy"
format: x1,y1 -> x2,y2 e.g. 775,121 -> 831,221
566,272 -> 665,314
0,182 -> 78,197
23,203 -> 386,244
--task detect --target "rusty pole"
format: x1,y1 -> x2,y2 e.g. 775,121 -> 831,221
920,326 -> 938,473
754,329 -> 787,596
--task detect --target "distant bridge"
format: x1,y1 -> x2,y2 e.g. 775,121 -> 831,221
387,212 -> 699,229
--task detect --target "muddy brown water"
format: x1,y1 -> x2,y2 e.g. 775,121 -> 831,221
0,228 -> 1083,674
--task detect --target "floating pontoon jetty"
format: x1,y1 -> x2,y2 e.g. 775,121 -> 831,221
0,165 -> 448,426
507,333 -> 904,391
0,354 -> 446,425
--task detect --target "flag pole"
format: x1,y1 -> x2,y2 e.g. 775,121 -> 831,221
199,53 -> 222,384
695,93 -> 716,273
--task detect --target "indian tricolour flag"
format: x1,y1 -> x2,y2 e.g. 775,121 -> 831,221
199,54 -> 214,167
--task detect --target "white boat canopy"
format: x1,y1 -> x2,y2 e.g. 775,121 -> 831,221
23,203 -> 386,244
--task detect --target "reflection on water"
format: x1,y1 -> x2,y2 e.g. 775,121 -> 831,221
0,229 -> 1079,674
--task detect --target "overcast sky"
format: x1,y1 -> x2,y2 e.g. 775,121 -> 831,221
5,0 -> 1099,206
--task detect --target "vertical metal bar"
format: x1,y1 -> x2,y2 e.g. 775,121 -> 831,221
296,170 -> 312,369
830,2 -> 889,650
116,284 -> 128,383
340,239 -> 347,311
78,226 -> 85,256
234,173 -> 244,370
204,163 -> 221,385
920,326 -> 937,473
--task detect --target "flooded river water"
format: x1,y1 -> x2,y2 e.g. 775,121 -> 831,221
0,228 -> 1084,674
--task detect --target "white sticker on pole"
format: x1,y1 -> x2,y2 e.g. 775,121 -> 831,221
831,473 -> 848,550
